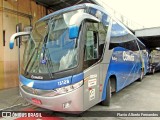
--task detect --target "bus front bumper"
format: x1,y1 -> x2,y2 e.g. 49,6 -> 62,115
20,85 -> 84,112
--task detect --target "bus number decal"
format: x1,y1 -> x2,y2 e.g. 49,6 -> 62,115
89,89 -> 95,101
90,74 -> 97,79
57,80 -> 70,86
88,79 -> 97,87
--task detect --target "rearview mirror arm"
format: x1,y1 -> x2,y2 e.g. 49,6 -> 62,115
9,31 -> 30,76
10,31 -> 30,49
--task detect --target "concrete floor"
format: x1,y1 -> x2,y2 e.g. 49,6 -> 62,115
0,87 -> 27,110
0,72 -> 160,120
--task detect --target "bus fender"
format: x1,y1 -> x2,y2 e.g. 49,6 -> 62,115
101,73 -> 116,101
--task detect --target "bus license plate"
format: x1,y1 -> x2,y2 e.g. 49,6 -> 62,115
32,98 -> 42,105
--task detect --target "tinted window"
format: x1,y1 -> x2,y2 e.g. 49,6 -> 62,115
137,40 -> 146,50
88,7 -> 109,26
83,21 -> 107,69
85,30 -> 98,61
125,40 -> 139,51
109,20 -> 138,51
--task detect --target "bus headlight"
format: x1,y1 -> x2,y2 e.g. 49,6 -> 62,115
55,80 -> 83,95
42,80 -> 83,97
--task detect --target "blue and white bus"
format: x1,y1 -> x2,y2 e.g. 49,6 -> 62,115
10,3 -> 146,112
148,49 -> 160,74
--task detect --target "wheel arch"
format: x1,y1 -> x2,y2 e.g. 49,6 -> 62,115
110,75 -> 117,93
101,74 -> 117,101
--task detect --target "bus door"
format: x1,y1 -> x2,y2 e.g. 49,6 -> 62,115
82,21 -> 102,110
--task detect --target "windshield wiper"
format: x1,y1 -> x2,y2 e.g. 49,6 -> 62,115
24,47 -> 38,75
41,48 -> 54,78
39,20 -> 55,78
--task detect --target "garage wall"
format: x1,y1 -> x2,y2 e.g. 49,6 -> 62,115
0,0 -> 46,89
0,0 -> 4,89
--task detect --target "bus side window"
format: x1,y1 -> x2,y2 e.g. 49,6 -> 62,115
84,30 -> 99,61
83,22 -> 107,70
137,40 -> 146,52
109,43 -> 119,49
123,40 -> 139,51
109,20 -> 136,50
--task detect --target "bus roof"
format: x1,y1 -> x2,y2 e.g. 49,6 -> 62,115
38,3 -> 108,22
37,3 -> 134,38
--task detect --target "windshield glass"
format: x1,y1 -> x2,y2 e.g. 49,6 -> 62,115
22,9 -> 84,77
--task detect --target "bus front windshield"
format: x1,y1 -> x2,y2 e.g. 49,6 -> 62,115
22,9 -> 84,77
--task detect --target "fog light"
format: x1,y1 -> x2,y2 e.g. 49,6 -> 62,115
63,101 -> 71,109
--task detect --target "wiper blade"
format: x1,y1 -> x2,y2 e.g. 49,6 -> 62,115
41,48 -> 54,78
24,48 -> 38,75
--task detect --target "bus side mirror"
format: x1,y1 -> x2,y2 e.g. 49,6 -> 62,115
9,32 -> 30,49
69,25 -> 79,39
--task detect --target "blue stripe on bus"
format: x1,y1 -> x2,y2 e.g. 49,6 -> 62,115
101,47 -> 142,101
72,73 -> 84,84
19,73 -> 84,90
9,41 -> 14,49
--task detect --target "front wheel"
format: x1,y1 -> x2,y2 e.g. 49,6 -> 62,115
101,79 -> 111,106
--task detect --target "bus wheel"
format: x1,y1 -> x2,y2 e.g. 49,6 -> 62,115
152,68 -> 155,74
139,69 -> 144,82
101,79 -> 111,106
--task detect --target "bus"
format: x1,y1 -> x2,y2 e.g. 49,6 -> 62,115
148,48 -> 160,74
9,3 -> 147,112
136,40 -> 149,76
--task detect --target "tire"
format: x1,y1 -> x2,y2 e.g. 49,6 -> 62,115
152,68 -> 155,74
138,69 -> 144,82
101,79 -> 111,106
140,70 -> 144,81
